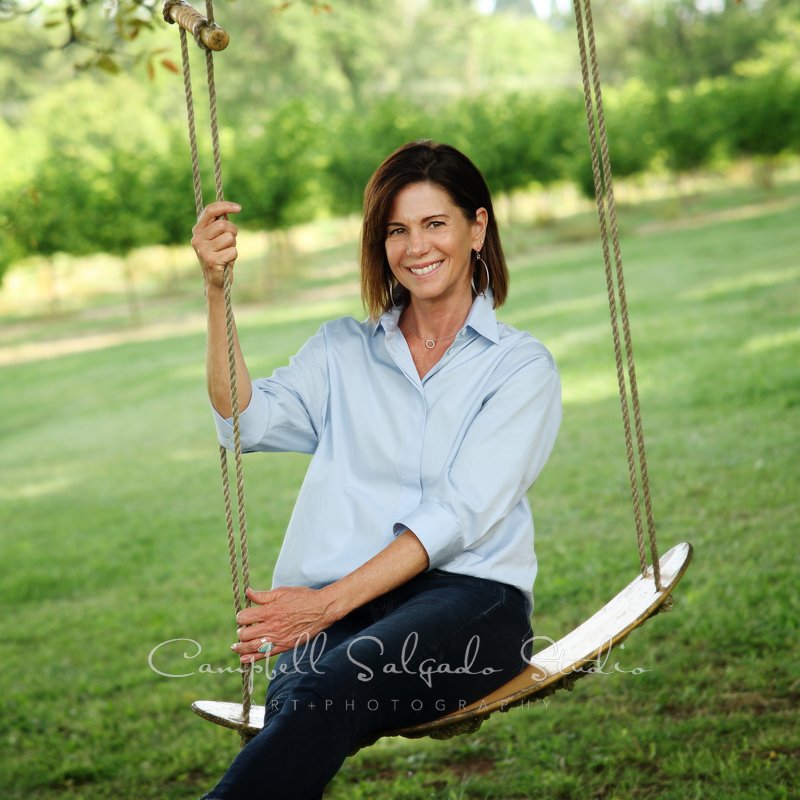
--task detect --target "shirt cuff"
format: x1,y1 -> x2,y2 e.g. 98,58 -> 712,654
212,383 -> 270,451
394,501 -> 464,570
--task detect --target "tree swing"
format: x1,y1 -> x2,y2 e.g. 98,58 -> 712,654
163,0 -> 693,750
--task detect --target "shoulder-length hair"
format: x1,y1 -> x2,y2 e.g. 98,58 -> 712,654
361,140 -> 508,320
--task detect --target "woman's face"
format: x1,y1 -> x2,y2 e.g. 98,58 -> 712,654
384,181 -> 487,308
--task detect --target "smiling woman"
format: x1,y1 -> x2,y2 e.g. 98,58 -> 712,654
384,182 -> 486,369
361,142 -> 509,317
360,142 -> 513,378
191,139 -> 563,798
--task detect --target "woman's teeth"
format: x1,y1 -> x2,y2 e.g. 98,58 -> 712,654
410,261 -> 442,276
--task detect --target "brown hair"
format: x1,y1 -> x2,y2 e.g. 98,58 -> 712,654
360,140 -> 508,319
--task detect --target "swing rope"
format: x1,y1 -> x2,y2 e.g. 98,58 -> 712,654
572,0 -> 663,590
166,0 -> 675,747
165,0 -> 254,743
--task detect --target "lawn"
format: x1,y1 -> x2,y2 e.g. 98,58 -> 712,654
0,180 -> 797,799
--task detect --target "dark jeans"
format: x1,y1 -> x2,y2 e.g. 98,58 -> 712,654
201,569 -> 532,799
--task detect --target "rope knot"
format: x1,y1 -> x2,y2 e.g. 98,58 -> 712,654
163,0 -> 230,52
162,0 -> 184,24
657,594 -> 675,614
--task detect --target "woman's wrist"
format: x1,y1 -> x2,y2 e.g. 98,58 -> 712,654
317,582 -> 351,625
204,279 -> 225,303
315,533 -> 429,625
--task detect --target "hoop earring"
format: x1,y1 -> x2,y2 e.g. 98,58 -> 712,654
472,251 -> 490,297
387,277 -> 399,311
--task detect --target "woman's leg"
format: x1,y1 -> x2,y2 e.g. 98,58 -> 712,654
200,571 -> 532,799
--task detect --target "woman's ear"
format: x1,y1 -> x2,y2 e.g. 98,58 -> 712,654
473,207 -> 488,248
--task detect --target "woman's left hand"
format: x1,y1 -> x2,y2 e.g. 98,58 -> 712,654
232,586 -> 338,663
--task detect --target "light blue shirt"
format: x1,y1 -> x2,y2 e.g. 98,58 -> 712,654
213,292 -> 561,612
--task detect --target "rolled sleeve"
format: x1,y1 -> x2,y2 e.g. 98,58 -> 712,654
211,326 -> 329,455
212,383 -> 271,451
394,501 -> 463,569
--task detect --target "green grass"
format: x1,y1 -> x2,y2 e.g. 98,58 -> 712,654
0,182 -> 798,799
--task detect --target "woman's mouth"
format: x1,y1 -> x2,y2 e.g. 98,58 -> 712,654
409,260 -> 442,276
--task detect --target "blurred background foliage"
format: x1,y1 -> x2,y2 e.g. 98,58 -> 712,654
0,0 -> 799,284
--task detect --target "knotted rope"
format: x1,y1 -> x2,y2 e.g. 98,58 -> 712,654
572,0 -> 663,591
165,0 -> 255,744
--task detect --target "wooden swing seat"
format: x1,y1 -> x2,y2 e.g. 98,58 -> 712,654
192,541 -> 692,745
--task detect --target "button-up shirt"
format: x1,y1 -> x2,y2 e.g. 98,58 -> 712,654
213,292 -> 561,612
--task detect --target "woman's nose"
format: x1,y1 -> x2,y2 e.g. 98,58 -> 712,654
406,229 -> 430,256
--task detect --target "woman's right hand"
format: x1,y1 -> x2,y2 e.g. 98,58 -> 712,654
191,200 -> 242,290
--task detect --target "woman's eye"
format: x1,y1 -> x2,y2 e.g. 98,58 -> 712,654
428,220 -> 444,228
387,228 -> 405,237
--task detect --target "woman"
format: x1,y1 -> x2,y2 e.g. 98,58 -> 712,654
193,141 -> 561,799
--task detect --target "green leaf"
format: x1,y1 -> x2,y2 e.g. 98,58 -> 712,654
96,54 -> 121,74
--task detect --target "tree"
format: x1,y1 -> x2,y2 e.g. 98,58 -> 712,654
3,73 -> 193,302
226,98 -> 327,229
0,0 -> 332,75
587,0 -> 800,88
2,0 -> 799,292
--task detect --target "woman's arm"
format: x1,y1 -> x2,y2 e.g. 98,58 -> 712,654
233,530 -> 429,663
396,356 -> 561,571
192,200 -> 253,417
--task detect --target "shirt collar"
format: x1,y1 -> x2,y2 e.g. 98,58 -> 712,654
374,291 -> 500,345
464,291 -> 500,344
375,305 -> 401,336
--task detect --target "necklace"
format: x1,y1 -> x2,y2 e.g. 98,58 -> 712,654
407,326 -> 462,350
